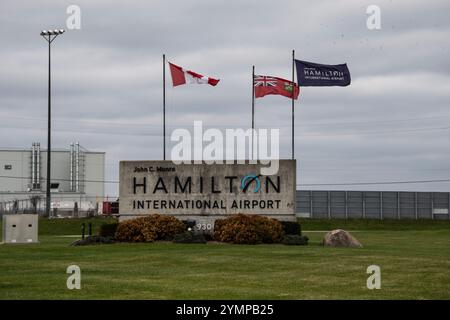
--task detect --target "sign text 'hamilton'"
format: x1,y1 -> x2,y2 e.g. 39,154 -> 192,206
131,174 -> 282,210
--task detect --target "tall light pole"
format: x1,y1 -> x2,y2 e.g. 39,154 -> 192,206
40,29 -> 65,218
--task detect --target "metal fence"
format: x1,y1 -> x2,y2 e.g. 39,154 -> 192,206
296,190 -> 450,220
0,197 -> 100,218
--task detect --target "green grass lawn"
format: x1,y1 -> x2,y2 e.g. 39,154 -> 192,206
1,217 -> 449,299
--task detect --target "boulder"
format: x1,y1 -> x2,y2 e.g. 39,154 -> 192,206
322,229 -> 362,248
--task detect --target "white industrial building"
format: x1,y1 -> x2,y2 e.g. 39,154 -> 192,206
0,142 -> 105,216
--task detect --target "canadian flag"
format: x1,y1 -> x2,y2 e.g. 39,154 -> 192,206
168,62 -> 220,87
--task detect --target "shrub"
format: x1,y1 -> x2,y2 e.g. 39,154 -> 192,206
214,214 -> 283,244
203,232 -> 214,242
281,221 -> 301,235
149,214 -> 186,240
173,231 -> 207,244
98,222 -> 118,238
182,219 -> 196,229
115,217 -> 156,242
70,235 -> 115,246
114,214 -> 185,242
281,234 -> 309,246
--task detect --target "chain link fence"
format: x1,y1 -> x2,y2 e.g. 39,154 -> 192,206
0,195 -> 110,218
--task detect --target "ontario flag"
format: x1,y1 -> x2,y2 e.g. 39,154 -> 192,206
168,62 -> 220,87
254,75 -> 299,99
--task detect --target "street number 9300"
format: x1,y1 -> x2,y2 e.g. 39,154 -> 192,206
196,223 -> 213,231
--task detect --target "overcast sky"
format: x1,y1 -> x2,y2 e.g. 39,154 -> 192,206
1,0 -> 450,197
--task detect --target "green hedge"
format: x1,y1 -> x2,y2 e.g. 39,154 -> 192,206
98,222 -> 118,238
281,234 -> 309,246
281,221 -> 301,235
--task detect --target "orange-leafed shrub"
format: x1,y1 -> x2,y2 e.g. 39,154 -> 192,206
114,217 -> 156,242
149,214 -> 186,240
114,214 -> 185,242
214,214 -> 284,244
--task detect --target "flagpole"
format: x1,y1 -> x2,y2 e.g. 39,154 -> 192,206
291,50 -> 295,160
252,65 -> 255,160
163,54 -> 166,160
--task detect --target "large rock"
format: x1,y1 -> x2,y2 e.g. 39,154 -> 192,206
322,229 -> 362,248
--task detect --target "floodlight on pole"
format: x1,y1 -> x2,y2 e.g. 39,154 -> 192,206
40,28 -> 65,218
